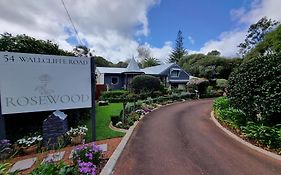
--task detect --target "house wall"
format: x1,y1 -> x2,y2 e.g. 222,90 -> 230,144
104,73 -> 125,90
96,72 -> 104,84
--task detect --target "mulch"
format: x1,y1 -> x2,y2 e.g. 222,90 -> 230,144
5,137 -> 122,174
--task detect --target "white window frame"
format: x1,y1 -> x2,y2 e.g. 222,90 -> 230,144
170,68 -> 181,77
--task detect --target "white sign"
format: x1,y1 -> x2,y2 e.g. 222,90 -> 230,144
0,52 -> 92,114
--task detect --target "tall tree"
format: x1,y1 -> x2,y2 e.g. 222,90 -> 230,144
169,30 -> 187,63
238,17 -> 279,57
137,45 -> 160,68
93,56 -> 113,67
137,45 -> 151,60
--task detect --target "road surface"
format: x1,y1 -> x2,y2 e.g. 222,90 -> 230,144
113,99 -> 281,175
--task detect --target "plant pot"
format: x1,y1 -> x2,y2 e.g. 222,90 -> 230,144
21,145 -> 38,154
71,135 -> 83,145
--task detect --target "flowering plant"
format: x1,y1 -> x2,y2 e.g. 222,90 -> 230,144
16,135 -> 43,147
66,126 -> 88,137
73,143 -> 102,175
0,139 -> 12,160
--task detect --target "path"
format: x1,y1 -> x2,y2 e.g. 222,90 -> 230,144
113,99 -> 281,175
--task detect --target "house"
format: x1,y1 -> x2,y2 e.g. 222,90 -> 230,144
96,58 -> 190,90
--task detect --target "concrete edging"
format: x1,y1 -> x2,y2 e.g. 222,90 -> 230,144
109,121 -> 128,133
100,121 -> 139,175
211,111 -> 281,162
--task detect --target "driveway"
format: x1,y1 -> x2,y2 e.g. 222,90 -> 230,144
113,99 -> 281,175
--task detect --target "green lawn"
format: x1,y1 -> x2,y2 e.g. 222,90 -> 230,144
85,103 -> 125,142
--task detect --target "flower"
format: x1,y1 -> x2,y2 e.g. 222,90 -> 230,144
16,135 -> 43,147
66,126 -> 88,137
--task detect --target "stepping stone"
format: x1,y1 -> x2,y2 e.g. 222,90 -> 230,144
98,144 -> 108,152
9,157 -> 37,173
42,151 -> 65,163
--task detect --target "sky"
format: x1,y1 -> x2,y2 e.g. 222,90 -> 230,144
0,0 -> 280,63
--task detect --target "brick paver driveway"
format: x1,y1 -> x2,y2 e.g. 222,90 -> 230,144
113,99 -> 281,175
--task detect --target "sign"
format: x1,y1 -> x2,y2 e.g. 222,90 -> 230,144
0,52 -> 92,114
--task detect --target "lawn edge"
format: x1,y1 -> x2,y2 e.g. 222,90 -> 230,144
210,111 -> 281,161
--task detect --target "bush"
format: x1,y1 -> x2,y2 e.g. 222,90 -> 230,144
100,90 -> 128,100
131,75 -> 161,94
241,122 -> 281,148
187,79 -> 209,96
213,97 -> 230,110
30,162 -> 75,175
216,79 -> 228,89
228,53 -> 281,123
217,107 -> 247,128
111,115 -> 120,126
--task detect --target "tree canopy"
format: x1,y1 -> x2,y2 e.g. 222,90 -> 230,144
179,54 -> 242,79
0,33 -> 72,56
238,17 -> 279,57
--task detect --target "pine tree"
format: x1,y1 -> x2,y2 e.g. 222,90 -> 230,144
169,30 -> 187,63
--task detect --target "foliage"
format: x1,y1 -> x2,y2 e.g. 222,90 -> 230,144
131,75 -> 161,94
73,143 -> 102,175
0,139 -> 13,160
216,79 -> 228,89
93,56 -> 113,67
66,126 -> 88,137
228,53 -> 281,123
207,50 -> 221,56
238,17 -> 279,56
213,97 -> 230,111
169,30 -> 187,63
0,163 -> 11,175
241,122 -> 281,148
187,78 -> 209,95
217,107 -> 247,128
100,90 -> 129,100
73,45 -> 92,57
16,134 -> 42,147
245,24 -> 281,60
0,33 -> 72,56
141,57 -> 160,68
30,162 -> 75,175
179,54 -> 242,79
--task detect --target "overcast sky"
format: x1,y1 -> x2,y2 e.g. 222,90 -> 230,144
0,0 -> 280,63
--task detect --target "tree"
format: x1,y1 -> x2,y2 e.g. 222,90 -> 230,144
245,24 -> 281,60
0,33 -> 72,56
179,54 -> 242,79
137,45 -> 151,60
142,57 -> 160,68
93,56 -> 113,67
238,17 -> 279,57
73,45 -> 93,57
169,30 -> 187,63
207,50 -> 221,56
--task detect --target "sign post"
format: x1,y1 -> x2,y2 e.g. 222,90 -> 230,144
91,57 -> 96,141
0,94 -> 6,139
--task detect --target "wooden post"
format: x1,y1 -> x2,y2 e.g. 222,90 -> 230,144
0,94 -> 6,139
91,57 -> 96,141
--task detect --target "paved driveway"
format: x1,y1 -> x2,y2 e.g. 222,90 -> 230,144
113,99 -> 281,175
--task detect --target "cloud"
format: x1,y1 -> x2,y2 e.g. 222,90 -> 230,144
0,0 -> 167,62
188,36 -> 195,45
199,0 -> 281,57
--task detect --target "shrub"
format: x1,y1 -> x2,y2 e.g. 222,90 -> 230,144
228,53 -> 281,123
30,162 -> 75,175
213,97 -> 230,110
217,107 -> 247,128
187,79 -> 209,96
241,122 -> 281,148
111,115 -> 120,126
216,79 -> 228,89
100,90 -> 128,100
131,75 -> 161,94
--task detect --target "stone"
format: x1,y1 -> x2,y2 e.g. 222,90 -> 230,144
9,157 -> 37,172
43,151 -> 65,163
69,149 -> 75,159
98,144 -> 108,152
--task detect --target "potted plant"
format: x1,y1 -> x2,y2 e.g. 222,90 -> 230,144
16,134 -> 43,154
66,126 -> 88,145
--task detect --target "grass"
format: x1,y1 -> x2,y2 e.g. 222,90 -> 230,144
85,103 -> 125,142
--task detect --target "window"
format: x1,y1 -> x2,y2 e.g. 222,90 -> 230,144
111,77 -> 119,85
171,70 -> 180,77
